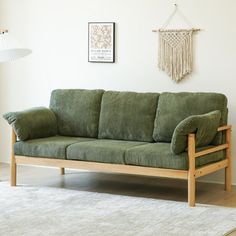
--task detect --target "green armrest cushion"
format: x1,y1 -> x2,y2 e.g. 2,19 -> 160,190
3,107 -> 58,141
171,110 -> 221,154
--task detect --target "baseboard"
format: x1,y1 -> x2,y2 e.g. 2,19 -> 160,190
198,179 -> 236,186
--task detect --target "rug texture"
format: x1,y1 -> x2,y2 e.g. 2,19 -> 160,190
0,182 -> 235,236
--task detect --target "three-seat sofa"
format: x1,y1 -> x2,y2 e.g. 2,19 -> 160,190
3,89 -> 232,206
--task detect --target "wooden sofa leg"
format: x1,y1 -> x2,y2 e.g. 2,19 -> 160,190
60,168 -> 65,175
188,175 -> 195,207
11,160 -> 17,186
188,133 -> 196,207
225,126 -> 232,192
225,166 -> 232,192
11,129 -> 17,186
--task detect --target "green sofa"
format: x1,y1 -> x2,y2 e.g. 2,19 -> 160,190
3,89 -> 232,206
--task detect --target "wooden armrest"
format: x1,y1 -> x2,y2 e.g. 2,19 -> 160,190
188,124 -> 232,206
188,125 -> 231,158
217,125 -> 231,132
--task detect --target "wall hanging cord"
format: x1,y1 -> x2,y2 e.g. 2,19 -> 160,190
152,4 -> 200,32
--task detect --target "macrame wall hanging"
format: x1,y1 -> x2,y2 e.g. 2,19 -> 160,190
153,4 -> 200,82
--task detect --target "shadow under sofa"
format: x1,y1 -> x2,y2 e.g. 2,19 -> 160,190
3,89 -> 232,207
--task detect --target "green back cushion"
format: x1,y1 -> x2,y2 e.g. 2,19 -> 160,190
171,110 -> 221,154
153,92 -> 228,142
3,107 -> 57,141
50,89 -> 104,137
98,91 -> 159,142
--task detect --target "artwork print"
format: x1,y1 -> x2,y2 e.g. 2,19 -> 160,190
88,22 -> 115,63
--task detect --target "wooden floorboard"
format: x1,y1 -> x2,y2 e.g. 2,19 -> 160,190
0,162 -> 235,207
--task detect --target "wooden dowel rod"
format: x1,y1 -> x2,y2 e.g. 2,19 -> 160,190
195,144 -> 229,158
152,28 -> 201,32
217,125 -> 231,132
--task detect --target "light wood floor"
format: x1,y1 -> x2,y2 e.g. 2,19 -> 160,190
0,162 -> 236,208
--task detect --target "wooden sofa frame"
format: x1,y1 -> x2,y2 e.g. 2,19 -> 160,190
10,125 -> 232,207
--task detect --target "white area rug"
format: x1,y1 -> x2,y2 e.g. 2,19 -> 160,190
0,182 -> 235,236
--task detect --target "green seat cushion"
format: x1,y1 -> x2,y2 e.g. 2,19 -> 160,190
67,139 -> 147,164
3,107 -> 57,141
98,91 -> 159,142
50,89 -> 104,138
14,136 -> 95,159
125,143 -> 225,170
171,110 -> 221,154
153,92 -> 228,143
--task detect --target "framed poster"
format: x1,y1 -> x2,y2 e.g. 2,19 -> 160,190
88,22 -> 115,63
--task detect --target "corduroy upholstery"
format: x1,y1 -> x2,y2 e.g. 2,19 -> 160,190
14,136 -> 95,159
67,139 -> 146,164
98,91 -> 159,142
3,107 -> 57,141
125,143 -> 225,170
171,110 -> 221,154
50,89 -> 104,138
153,92 -> 228,144
3,89 -> 228,171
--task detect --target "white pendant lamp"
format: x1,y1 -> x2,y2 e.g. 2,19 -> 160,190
0,29 -> 31,62
0,29 -> 31,182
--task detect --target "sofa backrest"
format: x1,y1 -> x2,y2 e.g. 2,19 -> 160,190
98,91 -> 160,142
49,89 -> 228,144
153,92 -> 228,143
50,89 -> 104,137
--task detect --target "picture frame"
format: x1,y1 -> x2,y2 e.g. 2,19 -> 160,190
88,22 -> 115,63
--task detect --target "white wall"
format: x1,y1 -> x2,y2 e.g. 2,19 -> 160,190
0,0 -> 235,184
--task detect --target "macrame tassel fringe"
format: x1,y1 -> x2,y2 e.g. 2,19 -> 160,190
158,30 -> 193,82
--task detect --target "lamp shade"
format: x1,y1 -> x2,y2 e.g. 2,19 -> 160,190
0,30 -> 31,62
